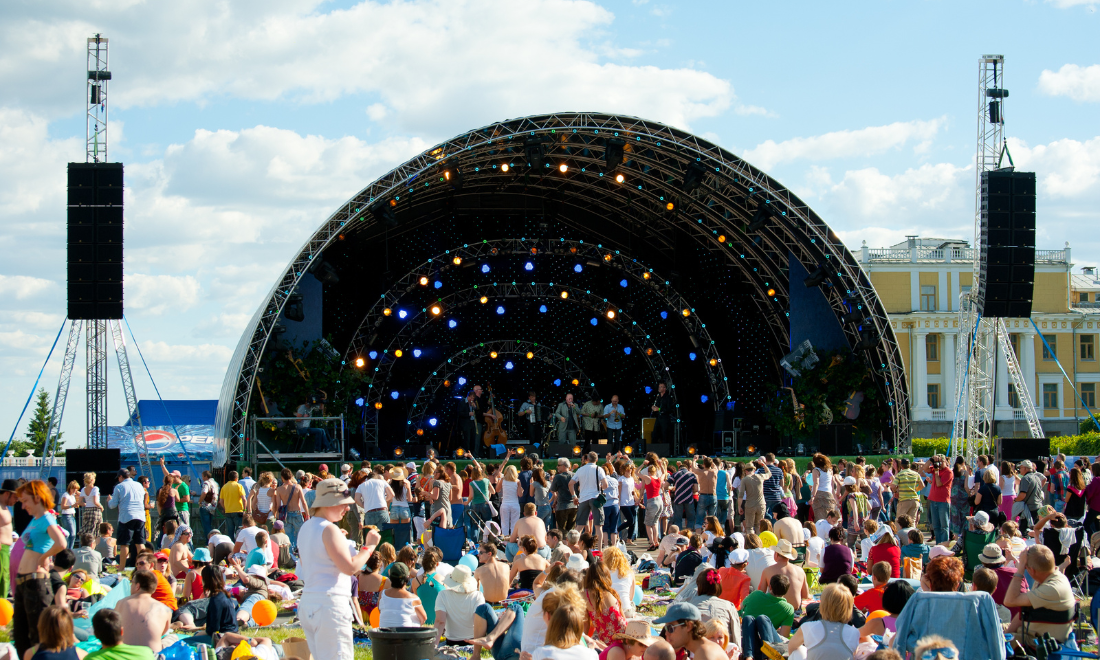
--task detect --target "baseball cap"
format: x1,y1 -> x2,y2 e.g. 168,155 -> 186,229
653,602 -> 702,625
729,549 -> 750,564
0,479 -> 17,494
929,545 -> 955,560
154,551 -> 169,560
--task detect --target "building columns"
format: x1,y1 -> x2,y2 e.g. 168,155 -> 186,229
1021,331 -> 1038,414
943,332 -> 956,414
914,331 -> 929,418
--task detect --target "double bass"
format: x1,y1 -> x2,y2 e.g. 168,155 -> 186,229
482,385 -> 508,447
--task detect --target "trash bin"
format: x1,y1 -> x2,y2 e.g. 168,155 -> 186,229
366,627 -> 438,660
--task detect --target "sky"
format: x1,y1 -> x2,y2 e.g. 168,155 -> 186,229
1,0 -> 1098,451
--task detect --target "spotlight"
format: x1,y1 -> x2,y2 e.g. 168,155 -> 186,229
700,395 -> 709,403
355,397 -> 364,407
709,358 -> 718,367
569,247 -> 578,254
526,352 -> 534,359
481,264 -> 490,273
682,309 -> 691,317
746,444 -> 758,456
530,247 -> 538,255
571,379 -> 579,386
615,173 -> 625,184
431,305 -> 442,315
390,391 -> 400,400
505,361 -> 514,370
624,347 -> 632,355
458,377 -> 467,385
560,291 -> 569,299
416,429 -> 424,436
394,349 -> 404,358
480,296 -> 488,304
689,352 -> 697,361
606,310 -> 616,320
453,257 -> 462,265
419,276 -> 429,286
369,351 -> 378,359
623,445 -> 634,455
448,319 -> 457,328
434,280 -> 443,289
717,234 -> 726,243
687,444 -> 698,455
455,447 -> 466,458
666,202 -> 675,211
383,308 -> 392,316
515,447 -> 525,455
394,447 -> 404,458
355,357 -> 365,368
554,379 -> 562,386
574,264 -> 583,273
490,351 -> 499,359
501,163 -> 510,172
748,205 -> 771,233
559,163 -> 568,173
804,266 -> 828,288
646,348 -> 654,356
398,309 -> 408,319
443,380 -> 451,387
681,161 -> 708,193
855,330 -> 881,351
660,311 -> 668,319
645,386 -> 652,394
841,308 -> 867,325
539,305 -> 547,313
604,137 -> 625,169
525,262 -> 534,271
603,254 -> 612,262
643,272 -> 651,280
767,288 -> 776,297
371,201 -> 398,227
374,402 -> 383,410
496,305 -> 505,315
413,349 -> 422,358
428,417 -> 438,426
572,445 -> 582,456
590,318 -> 598,326
524,137 -> 547,169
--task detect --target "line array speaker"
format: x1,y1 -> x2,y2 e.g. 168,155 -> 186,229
978,170 -> 1035,318
68,162 -> 124,320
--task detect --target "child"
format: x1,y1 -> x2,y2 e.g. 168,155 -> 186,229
896,515 -> 915,547
900,529 -> 930,568
815,510 -> 839,542
972,567 -> 1011,625
356,551 -> 387,621
96,522 -> 117,566
703,618 -> 739,660
841,477 -> 870,549
860,520 -> 880,562
161,520 -> 178,551
244,530 -> 273,571
182,548 -> 211,603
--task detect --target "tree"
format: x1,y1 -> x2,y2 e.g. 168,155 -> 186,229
18,388 -> 63,457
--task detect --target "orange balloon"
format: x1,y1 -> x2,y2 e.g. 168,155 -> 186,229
251,599 -> 277,627
866,609 -> 889,621
370,606 -> 381,628
0,599 -> 11,626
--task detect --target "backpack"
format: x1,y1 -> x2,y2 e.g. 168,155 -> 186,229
278,544 -> 295,570
203,484 -> 216,505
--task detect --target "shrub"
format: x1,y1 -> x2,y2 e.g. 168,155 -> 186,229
1080,414 -> 1100,436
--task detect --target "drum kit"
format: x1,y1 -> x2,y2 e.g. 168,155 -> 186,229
490,398 -> 556,445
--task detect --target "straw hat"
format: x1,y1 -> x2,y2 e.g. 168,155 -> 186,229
390,466 -> 408,480
979,543 -> 1005,565
444,564 -> 478,594
613,619 -> 658,646
774,539 -> 797,561
311,478 -> 354,508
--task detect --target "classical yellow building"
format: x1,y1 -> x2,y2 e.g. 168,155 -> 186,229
857,237 -> 1100,438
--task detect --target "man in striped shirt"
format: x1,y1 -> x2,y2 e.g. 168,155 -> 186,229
668,463 -> 699,531
892,458 -> 923,524
762,453 -> 784,519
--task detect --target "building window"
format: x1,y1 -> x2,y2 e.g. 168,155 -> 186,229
1082,335 -> 1095,361
1043,383 -> 1059,409
1080,292 -> 1092,303
1010,333 -> 1021,360
927,384 -> 940,409
920,285 -> 937,311
926,334 -> 939,361
1042,335 -> 1057,361
1008,384 -> 1020,409
1083,383 -> 1096,408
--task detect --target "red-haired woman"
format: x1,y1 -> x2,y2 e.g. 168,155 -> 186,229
12,480 -> 66,660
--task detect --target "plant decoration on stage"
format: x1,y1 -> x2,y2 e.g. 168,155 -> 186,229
765,350 -> 887,440
251,337 -> 370,446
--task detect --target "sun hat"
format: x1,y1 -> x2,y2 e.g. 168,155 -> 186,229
972,511 -> 990,526
444,564 -> 478,593
729,549 -> 750,564
613,619 -> 658,646
843,476 -> 857,486
929,545 -> 955,560
652,602 -> 702,625
979,543 -> 1005,564
566,554 -> 589,572
311,478 -> 354,508
390,466 -> 408,480
759,531 -> 778,548
192,548 -> 212,563
774,539 -> 797,561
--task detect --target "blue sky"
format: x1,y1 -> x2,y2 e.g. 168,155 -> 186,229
1,0 -> 1097,449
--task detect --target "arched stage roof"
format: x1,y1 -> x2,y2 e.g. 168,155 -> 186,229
215,112 -> 909,464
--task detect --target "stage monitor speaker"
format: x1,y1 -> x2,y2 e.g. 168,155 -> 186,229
719,431 -> 737,454
545,442 -> 577,458
819,425 -> 854,456
978,170 -> 1035,318
641,417 -> 656,442
998,437 -> 1050,464
66,448 -> 121,474
67,162 -> 124,320
646,443 -> 670,457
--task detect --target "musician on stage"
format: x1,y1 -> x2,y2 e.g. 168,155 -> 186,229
554,393 -> 583,448
651,382 -> 674,446
517,391 -> 544,443
601,395 -> 625,452
459,385 -> 486,457
580,392 -> 603,454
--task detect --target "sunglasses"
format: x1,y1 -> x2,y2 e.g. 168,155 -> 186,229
664,621 -> 689,634
921,649 -> 958,660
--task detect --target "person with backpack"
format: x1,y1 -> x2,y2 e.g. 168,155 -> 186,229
197,471 -> 219,542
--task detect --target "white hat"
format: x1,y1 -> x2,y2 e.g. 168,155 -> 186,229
311,478 -> 354,508
247,564 -> 269,577
972,511 -> 991,527
774,539 -> 798,561
566,554 -> 589,572
444,564 -> 478,593
729,548 -> 750,564
929,545 -> 955,560
843,476 -> 857,486
405,462 -> 417,471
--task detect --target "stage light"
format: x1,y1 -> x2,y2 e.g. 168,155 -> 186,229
709,358 -> 718,367
448,319 -> 457,329
530,247 -> 537,255
443,170 -> 451,181
369,351 -> 378,359
605,137 -> 625,169
574,264 -> 583,273
515,446 -> 525,455
700,395 -> 709,403
416,429 -> 424,436
443,380 -> 451,387
390,391 -> 400,400
355,397 -> 364,407
455,448 -> 466,458
527,352 -> 534,359
505,361 -> 514,370
687,444 -> 698,455
453,257 -> 462,265
525,262 -> 534,271
682,309 -> 691,317
572,379 -> 580,386
606,310 -> 616,320
646,348 -> 654,356
615,173 -> 625,183
559,163 -> 568,173
434,280 -> 443,289
623,445 -> 634,455
374,402 -> 383,409
481,264 -> 490,273
490,351 -> 499,359
560,291 -> 569,299
419,276 -> 429,286
748,205 -> 771,233
501,163 -> 510,172
431,305 -> 442,315
689,352 -> 697,361
660,311 -> 668,319
681,161 -> 707,193
355,357 -> 365,368
429,417 -> 438,426
619,279 -> 628,288
398,309 -> 408,319
747,444 -> 758,456
389,199 -> 397,208
496,305 -> 505,315
539,305 -> 547,313
767,288 -> 776,297
645,386 -> 652,394
855,330 -> 880,351
394,447 -> 404,458
458,377 -> 467,385
480,296 -> 488,304
413,349 -> 422,358
383,308 -> 392,316
394,349 -> 404,357
666,202 -> 675,211
572,445 -> 582,455
590,318 -> 598,326
624,347 -> 632,355
643,272 -> 651,280
569,246 -> 578,254
554,379 -> 562,386
841,308 -> 867,325
804,266 -> 828,288
603,254 -> 612,262
718,234 -> 726,243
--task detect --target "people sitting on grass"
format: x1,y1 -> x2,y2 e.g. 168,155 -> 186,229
652,602 -> 727,660
739,574 -> 795,636
24,605 -> 88,660
756,539 -> 808,611
86,609 -> 154,660
114,570 -> 176,653
508,535 -> 550,592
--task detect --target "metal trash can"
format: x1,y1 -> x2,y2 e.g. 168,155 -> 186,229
366,626 -> 438,660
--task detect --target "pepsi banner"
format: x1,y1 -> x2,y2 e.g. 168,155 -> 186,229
105,425 -> 223,464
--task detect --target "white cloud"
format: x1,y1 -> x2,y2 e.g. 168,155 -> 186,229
0,275 -> 56,300
742,118 -> 945,170
137,341 -> 234,364
124,273 -> 202,315
1008,136 -> 1100,198
1045,0 -> 1100,7
1038,64 -> 1100,102
826,162 -> 970,219
2,311 -> 65,329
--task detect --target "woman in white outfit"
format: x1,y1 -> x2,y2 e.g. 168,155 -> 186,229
378,561 -> 427,628
499,466 -> 522,537
297,478 -> 380,660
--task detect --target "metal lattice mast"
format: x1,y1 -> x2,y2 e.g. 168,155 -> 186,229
87,35 -> 109,163
39,321 -> 82,478
111,321 -> 153,481
996,319 -> 1042,438
85,35 -> 111,450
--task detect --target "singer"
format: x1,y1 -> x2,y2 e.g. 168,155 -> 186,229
553,393 -> 583,446
650,382 -> 674,446
601,394 -> 625,451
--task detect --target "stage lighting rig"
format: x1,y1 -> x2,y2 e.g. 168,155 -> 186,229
442,165 -> 464,190
841,307 -> 867,325
747,205 -> 771,233
804,266 -> 828,288
681,161 -> 708,193
854,330 -> 880,351
604,137 -> 625,170
371,201 -> 398,228
283,294 -> 304,322
524,137 -> 547,169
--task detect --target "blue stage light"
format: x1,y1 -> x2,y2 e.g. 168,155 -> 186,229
660,311 -> 668,319
623,347 -> 632,355
369,351 -> 378,360
574,264 -> 583,273
434,280 -> 442,289
645,386 -> 652,394
428,417 -> 438,427
619,279 -> 628,288
481,264 -> 490,273
390,391 -> 400,400
413,349 -> 422,358
539,305 -> 547,313
590,318 -> 598,326
448,319 -> 457,328
505,361 -> 514,370
355,397 -> 364,407
458,377 -> 467,386
554,379 -> 562,386
525,262 -> 534,271
689,352 -> 697,361
701,395 -> 709,403
398,309 -> 408,319
496,306 -> 505,315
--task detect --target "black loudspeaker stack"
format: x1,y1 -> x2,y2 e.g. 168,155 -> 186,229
998,437 -> 1050,464
978,170 -> 1035,318
67,163 -> 124,320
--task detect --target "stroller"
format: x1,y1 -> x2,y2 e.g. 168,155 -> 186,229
467,505 -> 507,552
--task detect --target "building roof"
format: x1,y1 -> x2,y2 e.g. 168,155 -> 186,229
1072,271 -> 1100,293
127,400 -> 218,427
887,237 -> 969,250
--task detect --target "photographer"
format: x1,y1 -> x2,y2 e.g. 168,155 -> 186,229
924,455 -> 953,544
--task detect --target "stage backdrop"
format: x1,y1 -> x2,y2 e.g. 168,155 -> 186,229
106,425 -> 220,487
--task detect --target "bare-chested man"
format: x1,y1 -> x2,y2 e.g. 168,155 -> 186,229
474,541 -> 510,604
116,569 -> 175,652
757,539 -> 809,611
0,479 -> 16,599
690,456 -> 719,533
506,503 -> 548,561
444,462 -> 465,532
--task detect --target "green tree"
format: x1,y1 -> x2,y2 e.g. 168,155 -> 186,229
19,388 -> 63,457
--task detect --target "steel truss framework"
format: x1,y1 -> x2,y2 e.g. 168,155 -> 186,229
404,339 -> 599,433
344,237 -> 730,404
218,112 -> 910,463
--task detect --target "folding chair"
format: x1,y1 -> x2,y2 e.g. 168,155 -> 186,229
432,526 -> 467,564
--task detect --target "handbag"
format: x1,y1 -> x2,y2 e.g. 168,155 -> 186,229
473,480 -> 498,518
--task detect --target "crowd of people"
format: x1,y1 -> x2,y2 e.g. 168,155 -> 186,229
0,447 -> 1096,660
